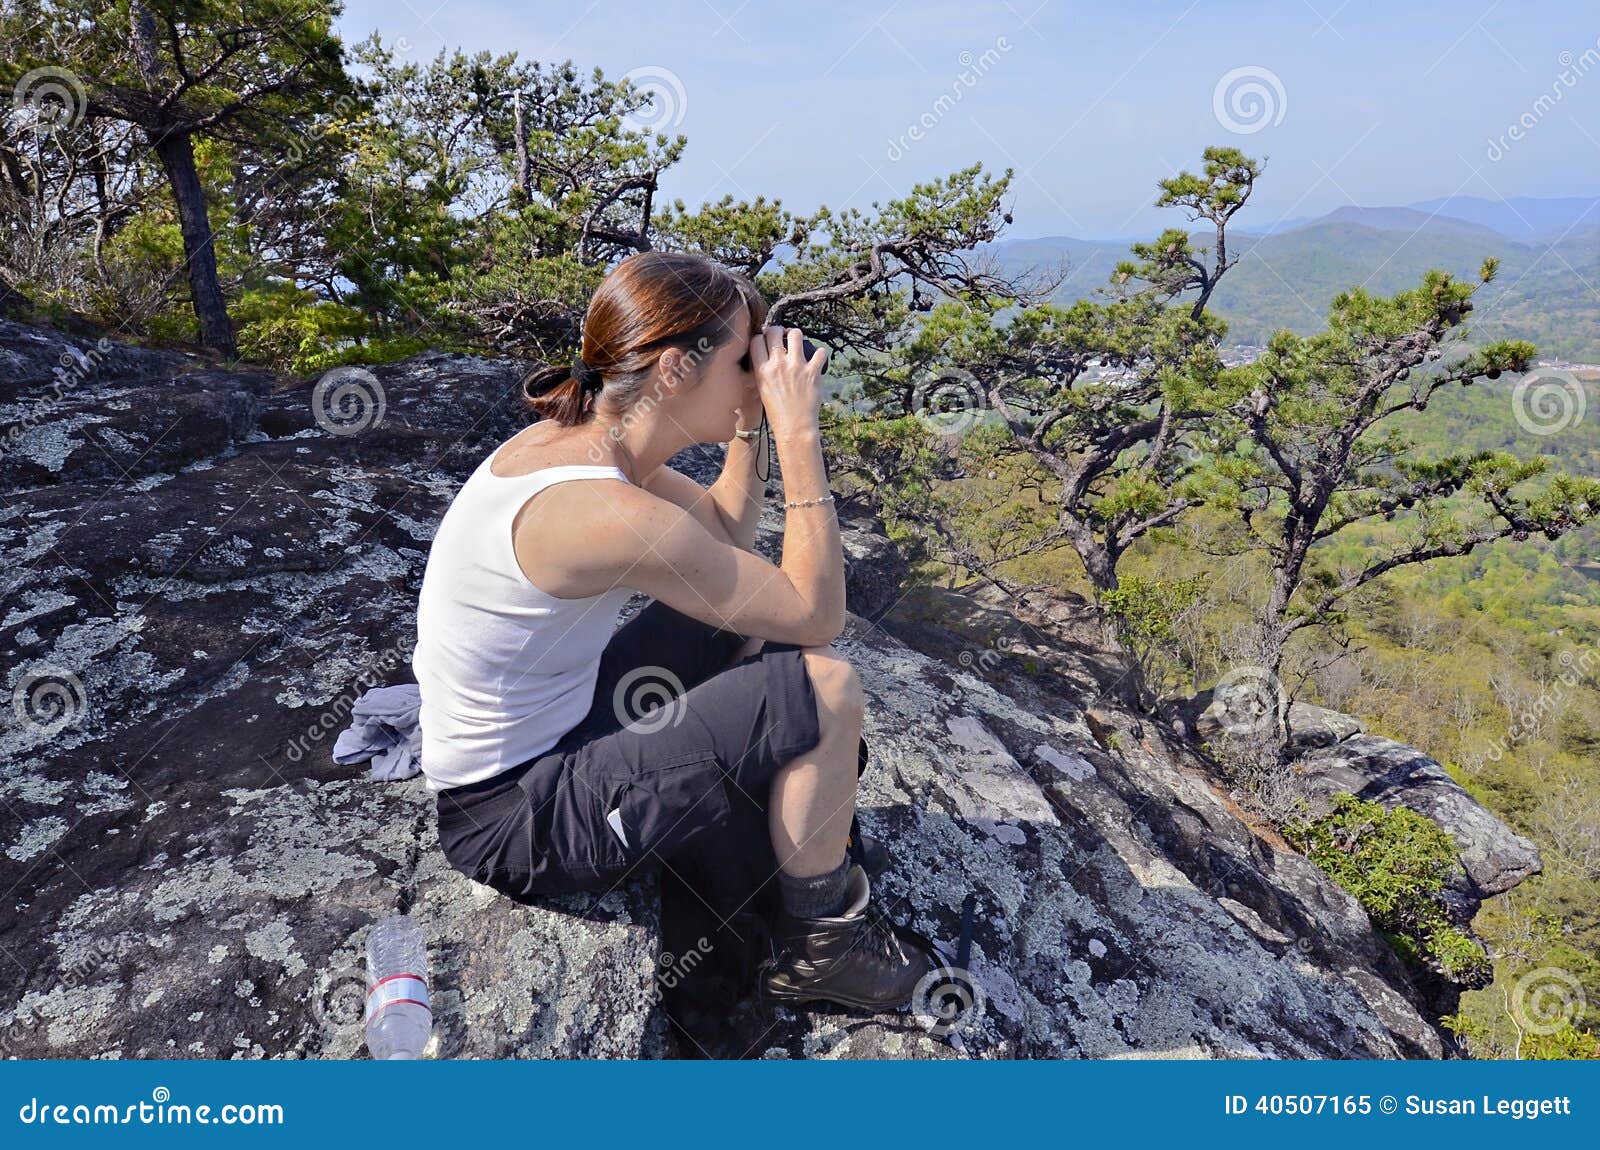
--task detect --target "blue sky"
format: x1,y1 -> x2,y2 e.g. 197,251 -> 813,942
335,0 -> 1600,240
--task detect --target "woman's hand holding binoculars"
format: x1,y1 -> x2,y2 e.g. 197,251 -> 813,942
747,326 -> 828,444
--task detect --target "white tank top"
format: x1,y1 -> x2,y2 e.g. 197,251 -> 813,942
411,443 -> 635,791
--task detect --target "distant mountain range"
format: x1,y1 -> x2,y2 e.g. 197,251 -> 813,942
987,196 -> 1600,363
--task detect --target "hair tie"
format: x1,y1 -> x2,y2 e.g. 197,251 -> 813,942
571,359 -> 603,393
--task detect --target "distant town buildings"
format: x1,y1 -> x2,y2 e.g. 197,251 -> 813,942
1051,347 -> 1595,387
1534,358 -> 1600,376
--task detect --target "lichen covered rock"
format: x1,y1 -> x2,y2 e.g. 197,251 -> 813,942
1,323 -> 1505,1059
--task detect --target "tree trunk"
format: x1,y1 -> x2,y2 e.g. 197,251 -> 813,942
1059,511 -> 1152,708
512,90 -> 530,199
1258,564 -> 1298,747
151,128 -> 235,357
1083,549 -> 1118,594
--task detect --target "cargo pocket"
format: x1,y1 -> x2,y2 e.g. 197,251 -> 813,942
603,751 -> 734,863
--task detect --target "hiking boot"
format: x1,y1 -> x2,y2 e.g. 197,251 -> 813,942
760,864 -> 938,1012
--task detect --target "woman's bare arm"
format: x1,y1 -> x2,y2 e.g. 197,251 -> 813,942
638,445 -> 763,551
704,426 -> 765,551
574,479 -> 843,647
514,326 -> 840,644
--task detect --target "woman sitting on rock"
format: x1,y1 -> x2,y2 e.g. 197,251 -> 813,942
412,250 -> 937,1011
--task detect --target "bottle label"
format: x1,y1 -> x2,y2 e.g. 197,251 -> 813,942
365,973 -> 430,1022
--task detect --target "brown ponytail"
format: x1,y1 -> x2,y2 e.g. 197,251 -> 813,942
522,251 -> 769,427
521,363 -> 594,425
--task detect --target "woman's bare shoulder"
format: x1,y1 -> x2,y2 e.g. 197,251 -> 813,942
509,467 -> 677,596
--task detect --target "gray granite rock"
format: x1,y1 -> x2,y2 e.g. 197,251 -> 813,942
1286,702 -> 1364,750
0,322 -> 1518,1059
1293,734 -> 1543,913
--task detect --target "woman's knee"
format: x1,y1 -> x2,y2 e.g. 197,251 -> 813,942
800,644 -> 864,721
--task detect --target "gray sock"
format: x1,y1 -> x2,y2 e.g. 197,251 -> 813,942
779,856 -> 851,918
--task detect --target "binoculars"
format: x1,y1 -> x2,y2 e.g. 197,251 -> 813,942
738,334 -> 822,373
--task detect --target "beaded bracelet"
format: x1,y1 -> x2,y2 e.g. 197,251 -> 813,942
783,493 -> 834,510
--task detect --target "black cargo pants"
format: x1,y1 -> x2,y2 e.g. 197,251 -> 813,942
434,600 -> 873,1003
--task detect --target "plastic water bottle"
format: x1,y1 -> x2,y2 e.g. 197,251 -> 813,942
364,915 -> 432,1060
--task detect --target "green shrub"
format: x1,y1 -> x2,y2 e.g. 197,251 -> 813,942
1097,574 -> 1207,643
1442,1008 -> 1599,1059
1519,1023 -> 1600,1060
233,282 -> 432,373
1284,792 -> 1491,984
